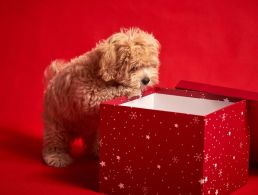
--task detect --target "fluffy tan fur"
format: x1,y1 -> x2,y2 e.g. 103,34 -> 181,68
42,28 -> 160,167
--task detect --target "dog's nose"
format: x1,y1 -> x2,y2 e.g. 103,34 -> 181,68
141,77 -> 150,85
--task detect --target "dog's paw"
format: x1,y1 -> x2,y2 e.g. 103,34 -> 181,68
128,89 -> 142,99
43,152 -> 73,168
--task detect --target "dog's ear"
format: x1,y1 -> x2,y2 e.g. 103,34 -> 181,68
98,41 -> 117,82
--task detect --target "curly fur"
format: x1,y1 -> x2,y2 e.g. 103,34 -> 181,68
42,28 -> 160,167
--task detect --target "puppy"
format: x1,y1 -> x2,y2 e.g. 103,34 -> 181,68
42,28 -> 160,167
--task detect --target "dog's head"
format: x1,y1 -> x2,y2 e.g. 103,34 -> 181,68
97,28 -> 160,91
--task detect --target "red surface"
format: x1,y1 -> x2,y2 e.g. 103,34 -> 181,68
99,88 -> 248,194
0,0 -> 258,194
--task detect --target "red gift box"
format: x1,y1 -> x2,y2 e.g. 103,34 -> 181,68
176,80 -> 258,165
99,87 -> 249,195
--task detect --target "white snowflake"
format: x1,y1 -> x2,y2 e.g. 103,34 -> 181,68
198,178 -> 205,185
215,189 -> 219,195
118,183 -> 124,189
204,154 -> 210,162
98,139 -> 103,147
225,182 -> 230,189
129,112 -> 137,119
221,113 -> 227,121
218,169 -> 223,177
201,93 -> 206,99
199,177 -> 208,185
193,117 -> 200,124
116,156 -> 121,161
100,161 -> 106,167
172,156 -> 179,163
157,164 -> 161,169
125,166 -> 133,174
142,186 -> 148,195
214,163 -> 217,168
174,123 -> 179,128
204,119 -> 209,125
146,135 -> 150,140
223,98 -> 230,103
194,153 -> 202,161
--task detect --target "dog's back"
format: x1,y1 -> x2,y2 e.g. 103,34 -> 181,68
43,59 -> 67,90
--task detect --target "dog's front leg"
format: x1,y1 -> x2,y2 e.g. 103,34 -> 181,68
115,85 -> 142,99
82,131 -> 99,159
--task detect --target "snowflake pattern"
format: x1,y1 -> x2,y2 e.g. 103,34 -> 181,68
118,183 -> 124,189
194,153 -> 202,162
218,169 -> 223,177
198,178 -> 205,185
221,113 -> 227,121
125,166 -> 133,174
204,154 -> 210,162
100,161 -> 106,167
129,111 -> 137,120
99,139 -> 103,147
171,156 -> 179,163
193,117 -> 200,124
223,98 -> 230,103
99,92 -> 248,195
142,186 -> 148,195
225,182 -> 230,189
204,118 -> 209,126
199,177 -> 208,185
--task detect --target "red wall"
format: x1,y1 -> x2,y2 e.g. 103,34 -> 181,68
1,0 -> 258,135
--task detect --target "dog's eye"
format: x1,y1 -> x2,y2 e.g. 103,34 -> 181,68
152,64 -> 158,68
130,67 -> 138,72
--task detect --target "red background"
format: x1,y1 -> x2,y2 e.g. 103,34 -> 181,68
0,0 -> 257,194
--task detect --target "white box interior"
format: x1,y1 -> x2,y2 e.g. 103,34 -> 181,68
121,93 -> 234,116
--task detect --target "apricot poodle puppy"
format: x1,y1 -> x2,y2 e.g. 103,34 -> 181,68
42,28 -> 160,167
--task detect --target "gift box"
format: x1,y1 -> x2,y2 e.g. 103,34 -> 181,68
176,80 -> 258,165
99,87 -> 249,195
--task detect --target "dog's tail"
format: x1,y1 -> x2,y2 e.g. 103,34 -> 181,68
43,59 -> 67,90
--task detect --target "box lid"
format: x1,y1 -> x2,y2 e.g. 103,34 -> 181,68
175,80 -> 258,164
176,80 -> 258,101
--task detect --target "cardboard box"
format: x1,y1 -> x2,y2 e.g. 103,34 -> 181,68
176,80 -> 258,165
99,87 -> 249,195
